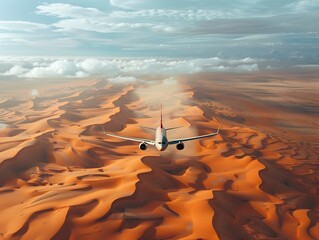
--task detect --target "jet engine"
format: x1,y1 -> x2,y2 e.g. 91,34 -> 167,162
176,142 -> 184,150
139,142 -> 147,150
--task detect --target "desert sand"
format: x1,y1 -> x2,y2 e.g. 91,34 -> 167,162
0,70 -> 318,240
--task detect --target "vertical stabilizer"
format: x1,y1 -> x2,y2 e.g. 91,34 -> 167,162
160,104 -> 163,128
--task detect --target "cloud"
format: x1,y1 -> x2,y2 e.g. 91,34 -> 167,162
31,89 -> 39,97
53,19 -> 175,33
109,9 -> 238,21
4,65 -> 29,76
35,3 -> 177,33
0,1 -> 318,63
0,2 -> 314,62
109,0 -> 233,10
25,60 -> 79,78
0,123 -> 7,129
8,59 -> 85,78
162,77 -> 177,85
235,63 -> 259,72
0,21 -> 48,32
192,13 -> 319,34
288,0 -> 319,12
0,57 -> 261,79
36,3 -> 105,18
108,76 -> 137,83
109,0 -> 319,14
38,2 -> 319,37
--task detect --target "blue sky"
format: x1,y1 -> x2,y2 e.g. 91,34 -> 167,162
0,0 -> 319,78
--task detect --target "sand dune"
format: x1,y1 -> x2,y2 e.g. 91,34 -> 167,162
0,72 -> 318,240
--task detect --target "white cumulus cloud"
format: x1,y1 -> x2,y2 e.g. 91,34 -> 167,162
4,65 -> 29,76
21,60 -> 78,78
0,57 -> 261,79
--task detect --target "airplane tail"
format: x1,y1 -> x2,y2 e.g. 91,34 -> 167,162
160,105 -> 183,130
160,104 -> 163,128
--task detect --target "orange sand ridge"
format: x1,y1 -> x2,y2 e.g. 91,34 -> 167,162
0,71 -> 318,240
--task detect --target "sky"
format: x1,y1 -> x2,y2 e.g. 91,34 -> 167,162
0,0 -> 319,78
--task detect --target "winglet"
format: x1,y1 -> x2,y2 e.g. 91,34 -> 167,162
216,121 -> 221,134
101,125 -> 107,134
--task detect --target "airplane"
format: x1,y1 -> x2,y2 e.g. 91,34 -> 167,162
103,106 -> 220,151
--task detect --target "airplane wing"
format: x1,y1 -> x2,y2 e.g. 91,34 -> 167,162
105,133 -> 155,145
168,125 -> 220,145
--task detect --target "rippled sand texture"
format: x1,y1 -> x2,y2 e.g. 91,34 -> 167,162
0,71 -> 318,240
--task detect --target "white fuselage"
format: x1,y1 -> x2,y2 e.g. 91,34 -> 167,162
155,127 -> 168,151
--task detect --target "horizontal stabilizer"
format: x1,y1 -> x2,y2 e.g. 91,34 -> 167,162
141,126 -> 157,131
166,126 -> 183,131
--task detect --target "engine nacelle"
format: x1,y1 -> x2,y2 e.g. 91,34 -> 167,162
176,142 -> 184,150
139,142 -> 147,150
